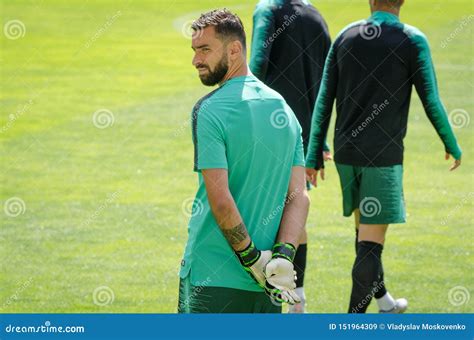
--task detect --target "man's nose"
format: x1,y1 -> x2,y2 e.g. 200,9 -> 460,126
192,54 -> 201,67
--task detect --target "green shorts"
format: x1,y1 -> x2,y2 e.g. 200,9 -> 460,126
177,274 -> 281,313
335,163 -> 406,225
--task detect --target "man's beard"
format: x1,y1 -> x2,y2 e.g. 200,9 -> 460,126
198,55 -> 229,86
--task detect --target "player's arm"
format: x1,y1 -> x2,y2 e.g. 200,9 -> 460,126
309,21 -> 332,158
264,127 -> 309,303
275,166 -> 310,247
202,169 -> 299,304
411,31 -> 462,171
306,41 -> 339,185
249,3 -> 275,80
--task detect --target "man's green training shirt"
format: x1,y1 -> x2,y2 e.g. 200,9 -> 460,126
180,74 -> 305,292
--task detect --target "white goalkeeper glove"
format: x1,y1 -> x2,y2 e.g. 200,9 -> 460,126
235,241 -> 272,288
264,242 -> 301,305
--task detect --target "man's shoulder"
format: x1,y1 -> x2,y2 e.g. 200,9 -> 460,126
191,87 -> 226,118
402,23 -> 428,43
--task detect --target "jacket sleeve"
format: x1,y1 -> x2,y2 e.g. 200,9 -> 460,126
410,30 -> 462,159
249,3 -> 276,81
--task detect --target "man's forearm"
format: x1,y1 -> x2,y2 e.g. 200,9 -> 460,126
276,189 -> 310,247
209,197 -> 250,251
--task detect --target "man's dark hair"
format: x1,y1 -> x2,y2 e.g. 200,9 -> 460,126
191,8 -> 246,51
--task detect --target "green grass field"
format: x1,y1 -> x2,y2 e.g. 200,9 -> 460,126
1,0 -> 472,313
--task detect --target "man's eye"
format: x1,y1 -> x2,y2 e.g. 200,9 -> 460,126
202,48 -> 210,52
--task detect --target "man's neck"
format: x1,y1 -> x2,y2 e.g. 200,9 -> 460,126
219,60 -> 249,85
372,8 -> 400,17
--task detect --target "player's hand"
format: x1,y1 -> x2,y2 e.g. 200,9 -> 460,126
323,151 -> 333,161
235,241 -> 271,288
265,258 -> 300,305
305,167 -> 325,187
247,250 -> 272,287
264,242 -> 300,305
445,153 -> 461,171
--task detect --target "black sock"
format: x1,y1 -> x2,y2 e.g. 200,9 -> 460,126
373,264 -> 387,299
348,241 -> 383,313
354,230 -> 387,299
293,244 -> 307,288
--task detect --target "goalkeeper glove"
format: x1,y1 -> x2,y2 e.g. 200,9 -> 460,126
265,242 -> 301,304
235,240 -> 272,288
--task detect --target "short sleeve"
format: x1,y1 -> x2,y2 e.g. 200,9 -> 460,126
192,103 -> 228,172
293,124 -> 305,167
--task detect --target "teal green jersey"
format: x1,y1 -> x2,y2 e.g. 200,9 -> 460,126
180,74 -> 304,292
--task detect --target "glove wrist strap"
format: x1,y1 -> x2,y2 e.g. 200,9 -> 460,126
236,240 -> 260,267
272,242 -> 296,262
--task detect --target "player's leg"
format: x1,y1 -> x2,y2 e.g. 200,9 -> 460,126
348,223 -> 388,313
289,228 -> 307,313
348,165 -> 407,313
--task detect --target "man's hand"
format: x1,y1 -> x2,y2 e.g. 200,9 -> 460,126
305,167 -> 325,187
235,241 -> 271,288
247,250 -> 272,287
323,151 -> 333,161
446,153 -> 461,171
265,258 -> 300,304
264,242 -> 301,305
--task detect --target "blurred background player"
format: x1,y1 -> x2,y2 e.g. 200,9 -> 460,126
250,0 -> 332,313
179,9 -> 310,313
306,0 -> 462,313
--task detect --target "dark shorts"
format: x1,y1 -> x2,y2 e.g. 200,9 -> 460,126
177,275 -> 281,313
335,163 -> 406,225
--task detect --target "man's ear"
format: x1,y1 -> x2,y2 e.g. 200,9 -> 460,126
228,40 -> 243,61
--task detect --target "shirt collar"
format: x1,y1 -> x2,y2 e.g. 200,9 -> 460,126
370,11 -> 400,24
